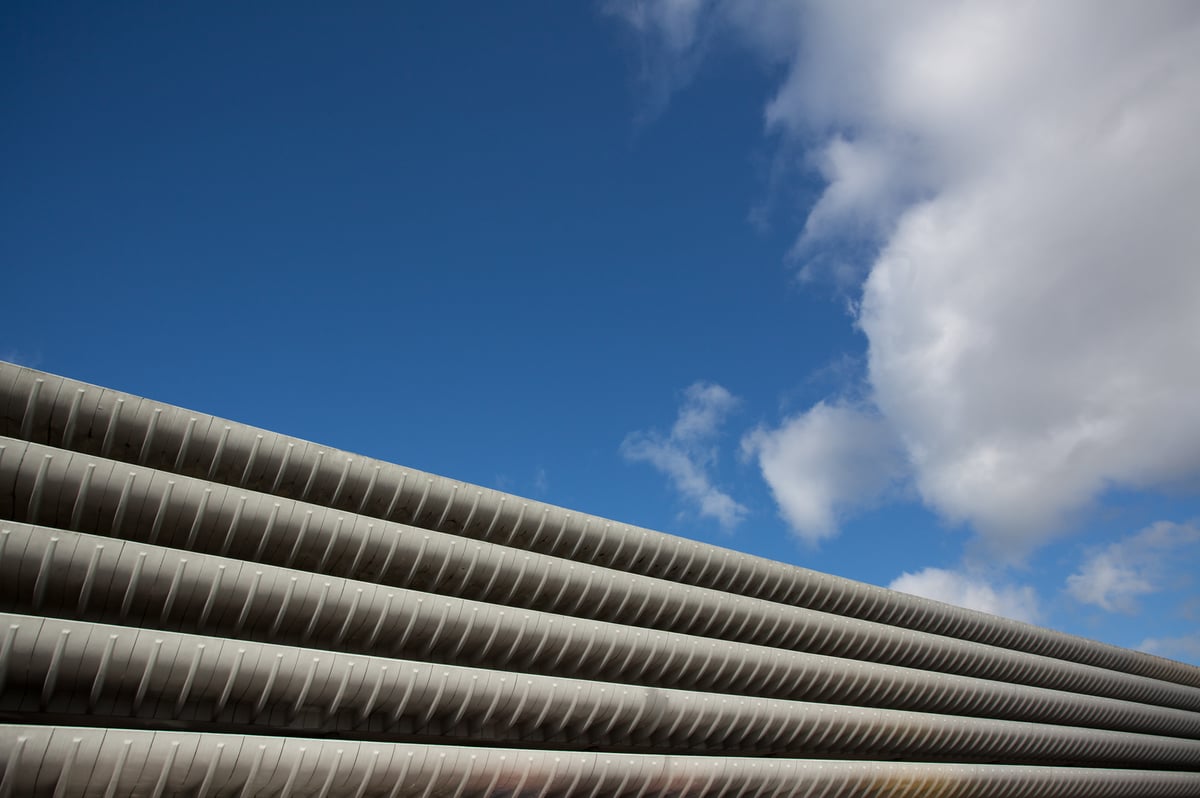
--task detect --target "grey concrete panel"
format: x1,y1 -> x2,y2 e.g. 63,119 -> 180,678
5,361 -> 1198,691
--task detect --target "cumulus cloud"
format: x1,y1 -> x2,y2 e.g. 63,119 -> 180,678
890,567 -> 1040,623
1139,634 -> 1200,665
614,1 -> 1200,556
1067,521 -> 1200,613
622,382 -> 748,528
742,402 -> 904,544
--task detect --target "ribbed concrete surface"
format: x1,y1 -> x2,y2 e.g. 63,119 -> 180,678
5,726 -> 1200,798
7,524 -> 1200,739
3,365 -> 1194,687
1,361 -> 1198,796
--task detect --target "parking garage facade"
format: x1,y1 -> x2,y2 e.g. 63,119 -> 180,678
0,361 -> 1198,796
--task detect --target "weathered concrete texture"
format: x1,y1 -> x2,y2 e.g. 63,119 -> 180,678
1,361 -> 1199,796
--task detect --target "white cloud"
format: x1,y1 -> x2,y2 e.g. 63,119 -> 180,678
1139,634 -> 1200,665
614,1 -> 1200,557
742,402 -> 904,544
672,381 -> 739,442
606,0 -> 706,52
602,0 -> 713,120
622,382 -> 748,529
1067,521 -> 1200,613
890,567 -> 1039,624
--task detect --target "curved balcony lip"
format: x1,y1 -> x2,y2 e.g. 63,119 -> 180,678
3,725 -> 1200,798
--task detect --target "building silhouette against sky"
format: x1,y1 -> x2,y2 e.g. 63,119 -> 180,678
0,361 -> 1198,795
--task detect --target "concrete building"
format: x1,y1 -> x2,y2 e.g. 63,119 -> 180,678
0,360 -> 1197,796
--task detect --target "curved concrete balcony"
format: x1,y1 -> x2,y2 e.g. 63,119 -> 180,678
3,726 -> 1200,798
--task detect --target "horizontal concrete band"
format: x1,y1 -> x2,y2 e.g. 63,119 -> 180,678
5,363 -> 1196,690
5,441 -> 1200,715
3,726 -> 1200,798
6,614 -> 1200,768
5,524 -> 1200,742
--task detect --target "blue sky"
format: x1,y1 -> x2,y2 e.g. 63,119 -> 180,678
4,2 -> 1200,663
